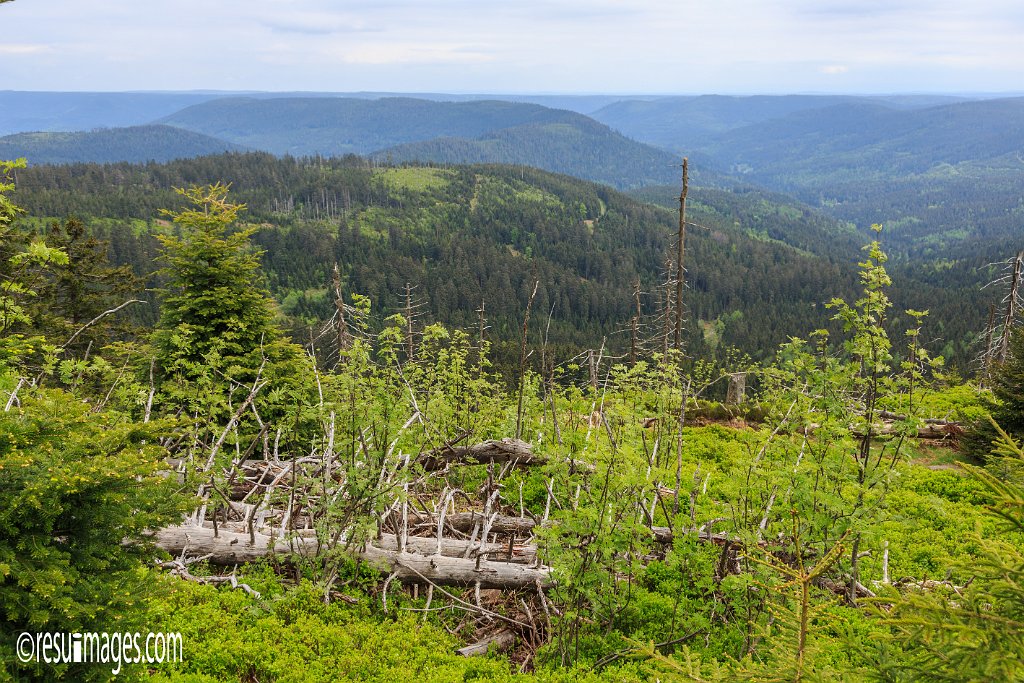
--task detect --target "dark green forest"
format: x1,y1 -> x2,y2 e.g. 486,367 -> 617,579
10,153 -> 878,373
0,126 -> 246,166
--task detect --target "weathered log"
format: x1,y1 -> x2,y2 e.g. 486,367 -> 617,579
441,512 -> 540,535
456,630 -> 517,657
223,439 -> 545,500
154,525 -> 550,588
853,422 -> 964,440
427,513 -> 734,547
418,438 -> 543,471
876,410 -> 962,426
374,534 -> 537,564
165,523 -> 536,564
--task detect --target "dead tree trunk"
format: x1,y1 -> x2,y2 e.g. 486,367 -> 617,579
417,438 -> 542,471
726,372 -> 746,405
673,157 -> 689,350
331,263 -> 351,359
154,525 -> 549,588
996,250 -> 1024,364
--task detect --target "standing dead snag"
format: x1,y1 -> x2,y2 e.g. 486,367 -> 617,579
995,250 -> 1024,365
630,279 -> 642,365
515,281 -> 540,440
331,262 -> 351,359
674,157 -> 689,351
726,372 -> 747,405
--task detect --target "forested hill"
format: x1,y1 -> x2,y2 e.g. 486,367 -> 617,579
698,97 -> 1024,187
589,93 -> 970,153
13,153 -> 878,366
158,97 -> 680,188
373,118 -> 681,189
0,125 -> 246,165
596,95 -> 1024,265
160,97 -> 597,156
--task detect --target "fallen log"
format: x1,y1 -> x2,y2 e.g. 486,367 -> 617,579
425,513 -> 735,547
441,512 -> 541,536
456,630 -> 517,657
154,525 -> 550,589
222,439 -> 545,500
853,422 -> 965,440
418,438 -> 543,471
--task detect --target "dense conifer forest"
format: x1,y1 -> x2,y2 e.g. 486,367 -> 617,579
6,153 -> 994,373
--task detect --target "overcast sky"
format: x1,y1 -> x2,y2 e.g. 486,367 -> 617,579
2,0 -> 1022,94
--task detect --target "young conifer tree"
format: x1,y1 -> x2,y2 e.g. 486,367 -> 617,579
152,183 -> 279,386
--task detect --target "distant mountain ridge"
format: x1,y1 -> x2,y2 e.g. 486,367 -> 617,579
0,125 -> 246,165
159,97 -> 595,156
0,91 -> 223,137
697,97 -> 1024,184
588,93 -> 972,152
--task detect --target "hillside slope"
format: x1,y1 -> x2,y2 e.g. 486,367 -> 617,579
13,153 -> 870,364
159,97 -> 590,156
0,125 -> 245,165
589,94 -> 970,153
0,91 -> 223,136
700,97 -> 1024,184
375,118 -> 681,189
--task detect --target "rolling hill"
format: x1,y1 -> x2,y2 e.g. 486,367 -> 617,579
684,97 -> 1024,262
0,91 -> 223,137
0,125 -> 245,165
374,118 -> 682,189
698,97 -> 1024,186
589,94 -> 970,153
159,97 -> 593,156
159,96 -> 685,188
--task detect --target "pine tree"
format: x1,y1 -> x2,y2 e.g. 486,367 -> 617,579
872,421 -> 1024,681
989,327 -> 1024,436
964,327 -> 1024,460
32,217 -> 142,353
151,184 -> 281,387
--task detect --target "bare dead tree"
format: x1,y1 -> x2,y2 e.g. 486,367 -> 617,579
979,250 -> 1024,376
673,158 -> 689,351
403,282 -> 428,360
996,250 -> 1024,364
331,263 -> 351,359
630,279 -> 642,365
474,299 -> 491,370
515,281 -> 540,441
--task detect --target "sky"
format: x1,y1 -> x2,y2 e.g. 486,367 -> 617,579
1,0 -> 1023,95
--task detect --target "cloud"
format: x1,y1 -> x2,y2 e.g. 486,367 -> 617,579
1,0 -> 1023,93
261,12 -> 381,36
325,43 -> 493,66
0,43 -> 49,55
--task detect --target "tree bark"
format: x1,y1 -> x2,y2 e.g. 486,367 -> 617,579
456,630 -> 517,657
417,438 -> 543,471
154,525 -> 549,588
